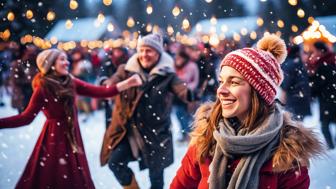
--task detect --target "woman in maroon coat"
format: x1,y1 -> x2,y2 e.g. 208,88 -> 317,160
0,49 -> 142,189
170,35 -> 323,189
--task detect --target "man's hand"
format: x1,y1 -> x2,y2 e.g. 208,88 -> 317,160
126,74 -> 143,88
116,74 -> 143,92
102,78 -> 113,86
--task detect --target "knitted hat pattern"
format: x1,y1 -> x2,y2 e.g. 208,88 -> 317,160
137,33 -> 164,54
220,34 -> 287,105
36,48 -> 62,75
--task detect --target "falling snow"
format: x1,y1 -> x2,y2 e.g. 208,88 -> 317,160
59,158 -> 67,165
0,93 -> 336,189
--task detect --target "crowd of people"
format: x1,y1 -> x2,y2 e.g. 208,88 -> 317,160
0,33 -> 335,188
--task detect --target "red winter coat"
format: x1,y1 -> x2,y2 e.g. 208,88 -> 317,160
0,78 -> 119,189
170,145 -> 309,189
170,103 -> 323,189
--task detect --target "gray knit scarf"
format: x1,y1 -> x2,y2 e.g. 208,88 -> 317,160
208,104 -> 283,189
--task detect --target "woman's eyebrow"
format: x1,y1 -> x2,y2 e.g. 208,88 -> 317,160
218,76 -> 244,81
231,76 -> 244,81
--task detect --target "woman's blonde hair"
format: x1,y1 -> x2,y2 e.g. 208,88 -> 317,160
192,89 -> 274,163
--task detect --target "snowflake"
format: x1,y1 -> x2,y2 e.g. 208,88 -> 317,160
1,143 -> 8,148
59,158 -> 67,165
1,152 -> 8,159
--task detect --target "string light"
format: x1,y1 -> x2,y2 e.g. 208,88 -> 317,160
103,0 -> 112,6
297,9 -> 305,18
153,25 -> 160,33
80,40 -> 88,48
233,33 -> 241,41
26,10 -> 33,19
308,16 -> 314,24
277,20 -> 284,28
50,37 -> 58,45
182,18 -> 190,31
97,13 -> 105,23
172,6 -> 180,17
69,0 -> 78,10
146,4 -> 153,15
240,28 -> 248,36
201,35 -> 210,43
210,16 -> 217,25
7,12 -> 15,21
297,20 -> 336,44
0,29 -> 11,40
209,35 -> 219,46
126,17 -> 135,28
65,19 -> 73,29
293,36 -> 303,44
47,11 -> 56,21
167,25 -> 174,35
146,23 -> 152,32
24,35 -> 33,43
257,17 -> 264,26
196,24 -> 202,32
221,25 -> 228,32
288,0 -> 297,6
250,31 -> 257,40
291,25 -> 298,32
107,23 -> 114,32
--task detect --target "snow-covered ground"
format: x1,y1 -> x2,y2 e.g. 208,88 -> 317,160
1,95 -> 336,189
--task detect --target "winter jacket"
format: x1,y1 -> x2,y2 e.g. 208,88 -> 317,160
310,52 -> 336,123
175,61 -> 200,111
175,61 -> 199,91
0,78 -> 120,189
281,57 -> 311,117
196,53 -> 219,98
171,103 -> 322,189
100,52 -> 194,170
9,59 -> 38,110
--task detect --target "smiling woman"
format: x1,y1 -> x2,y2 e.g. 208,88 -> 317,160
170,35 -> 324,189
52,52 -> 70,76
217,67 -> 252,122
0,48 -> 142,189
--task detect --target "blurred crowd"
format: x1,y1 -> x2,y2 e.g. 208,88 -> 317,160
0,37 -> 335,147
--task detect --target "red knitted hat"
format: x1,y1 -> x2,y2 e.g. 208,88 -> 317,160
220,34 -> 287,105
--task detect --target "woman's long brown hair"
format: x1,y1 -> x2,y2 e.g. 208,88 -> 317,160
32,72 -> 78,151
194,90 -> 274,163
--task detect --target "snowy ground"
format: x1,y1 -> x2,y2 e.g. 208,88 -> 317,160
1,95 -> 336,189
